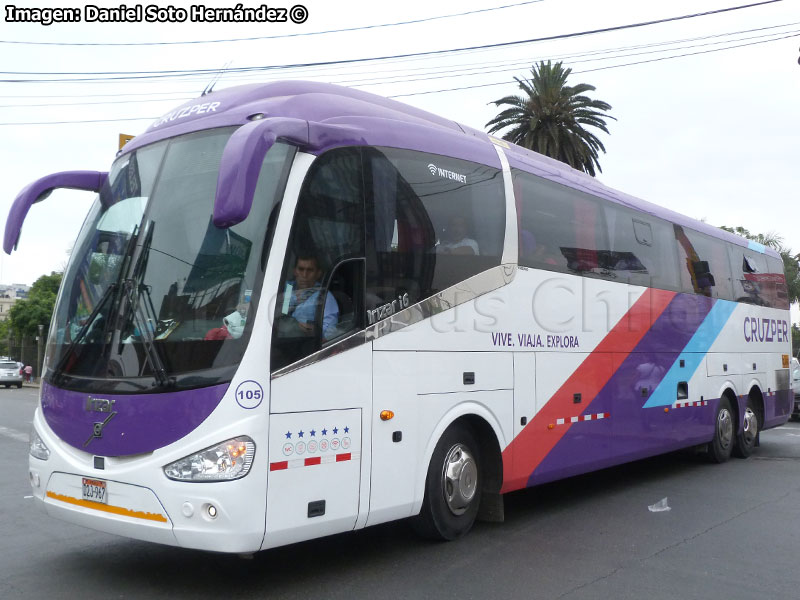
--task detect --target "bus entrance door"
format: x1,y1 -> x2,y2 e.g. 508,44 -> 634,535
262,343 -> 372,549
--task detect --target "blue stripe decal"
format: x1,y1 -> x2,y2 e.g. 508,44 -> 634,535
747,240 -> 766,253
643,300 -> 738,408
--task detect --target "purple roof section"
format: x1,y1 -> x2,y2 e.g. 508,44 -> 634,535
124,80 -> 499,169
122,80 -> 775,259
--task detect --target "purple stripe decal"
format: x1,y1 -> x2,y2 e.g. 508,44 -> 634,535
529,293 -> 715,485
42,381 -> 228,456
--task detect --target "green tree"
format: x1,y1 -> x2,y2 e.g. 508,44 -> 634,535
8,272 -> 62,338
720,226 -> 800,305
486,60 -> 615,176
0,318 -> 10,356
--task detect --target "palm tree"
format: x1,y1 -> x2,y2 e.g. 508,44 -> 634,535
486,61 -> 615,176
720,226 -> 784,251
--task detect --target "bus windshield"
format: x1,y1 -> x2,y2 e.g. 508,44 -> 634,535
47,128 -> 294,393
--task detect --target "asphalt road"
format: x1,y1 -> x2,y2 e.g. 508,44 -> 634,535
2,385 -> 800,599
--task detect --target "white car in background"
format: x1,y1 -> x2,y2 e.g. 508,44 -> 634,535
0,360 -> 23,388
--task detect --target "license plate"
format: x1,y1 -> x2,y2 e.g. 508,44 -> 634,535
82,478 -> 107,504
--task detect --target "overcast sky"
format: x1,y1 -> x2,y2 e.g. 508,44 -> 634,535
1,0 -> 798,320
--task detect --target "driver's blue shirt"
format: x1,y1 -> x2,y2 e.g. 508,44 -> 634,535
285,281 -> 339,336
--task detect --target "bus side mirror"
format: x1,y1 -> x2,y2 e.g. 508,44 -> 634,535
213,117 -> 309,228
4,170 -> 108,254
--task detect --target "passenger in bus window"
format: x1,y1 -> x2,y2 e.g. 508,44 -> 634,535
436,215 -> 479,255
281,254 -> 339,337
525,232 -> 559,266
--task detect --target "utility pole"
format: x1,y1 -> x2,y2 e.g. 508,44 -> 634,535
37,324 -> 44,382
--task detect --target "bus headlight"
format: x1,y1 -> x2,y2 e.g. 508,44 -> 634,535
163,436 -> 255,482
29,427 -> 50,461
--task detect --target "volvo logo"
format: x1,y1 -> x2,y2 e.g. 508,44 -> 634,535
84,396 -> 117,447
84,412 -> 117,447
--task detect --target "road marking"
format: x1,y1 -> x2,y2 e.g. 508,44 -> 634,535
0,425 -> 28,443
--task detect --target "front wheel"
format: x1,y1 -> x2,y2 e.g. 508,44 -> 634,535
734,398 -> 759,458
707,396 -> 734,463
412,425 -> 481,541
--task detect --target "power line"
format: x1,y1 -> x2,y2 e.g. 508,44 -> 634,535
3,21 -> 793,103
0,96 -> 194,108
1,29 -> 795,126
0,89 -> 203,99
16,22 -> 798,102
0,0 -> 784,83
337,27 -> 799,88
0,116 -> 159,126
0,0 -> 546,46
388,30 -> 800,97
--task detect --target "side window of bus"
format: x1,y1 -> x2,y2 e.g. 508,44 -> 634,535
601,205 -> 679,291
271,148 -> 365,372
514,170 -> 609,276
729,247 -> 788,308
765,255 -> 790,309
364,148 -> 504,319
674,226 -> 734,299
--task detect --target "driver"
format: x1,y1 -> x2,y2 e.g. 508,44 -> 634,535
282,254 -> 338,337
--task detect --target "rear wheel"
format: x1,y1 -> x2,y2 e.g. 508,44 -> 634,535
413,425 -> 481,541
734,397 -> 759,458
707,396 -> 734,463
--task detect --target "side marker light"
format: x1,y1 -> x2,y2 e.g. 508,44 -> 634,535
380,410 -> 394,421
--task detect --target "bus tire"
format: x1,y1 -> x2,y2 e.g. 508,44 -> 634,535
412,425 -> 481,541
733,397 -> 759,458
707,396 -> 734,463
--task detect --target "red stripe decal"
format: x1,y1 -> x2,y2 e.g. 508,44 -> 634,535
500,288 -> 675,493
336,453 -> 351,462
270,461 -> 288,471
305,457 -> 321,466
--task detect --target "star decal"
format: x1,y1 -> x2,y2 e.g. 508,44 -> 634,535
321,428 -> 328,436
344,426 -> 349,433
310,429 -> 316,437
285,431 -> 292,439
298,430 -> 304,438
333,427 -> 338,435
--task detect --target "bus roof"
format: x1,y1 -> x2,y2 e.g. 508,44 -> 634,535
124,80 -> 777,259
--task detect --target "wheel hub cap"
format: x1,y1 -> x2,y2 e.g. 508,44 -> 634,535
742,407 -> 758,445
718,408 -> 733,449
442,443 -> 478,516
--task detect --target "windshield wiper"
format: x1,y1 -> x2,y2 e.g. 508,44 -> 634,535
129,280 -> 171,388
116,221 -> 173,388
52,221 -> 144,383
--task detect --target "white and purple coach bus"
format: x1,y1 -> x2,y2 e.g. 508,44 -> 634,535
5,81 -> 792,552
